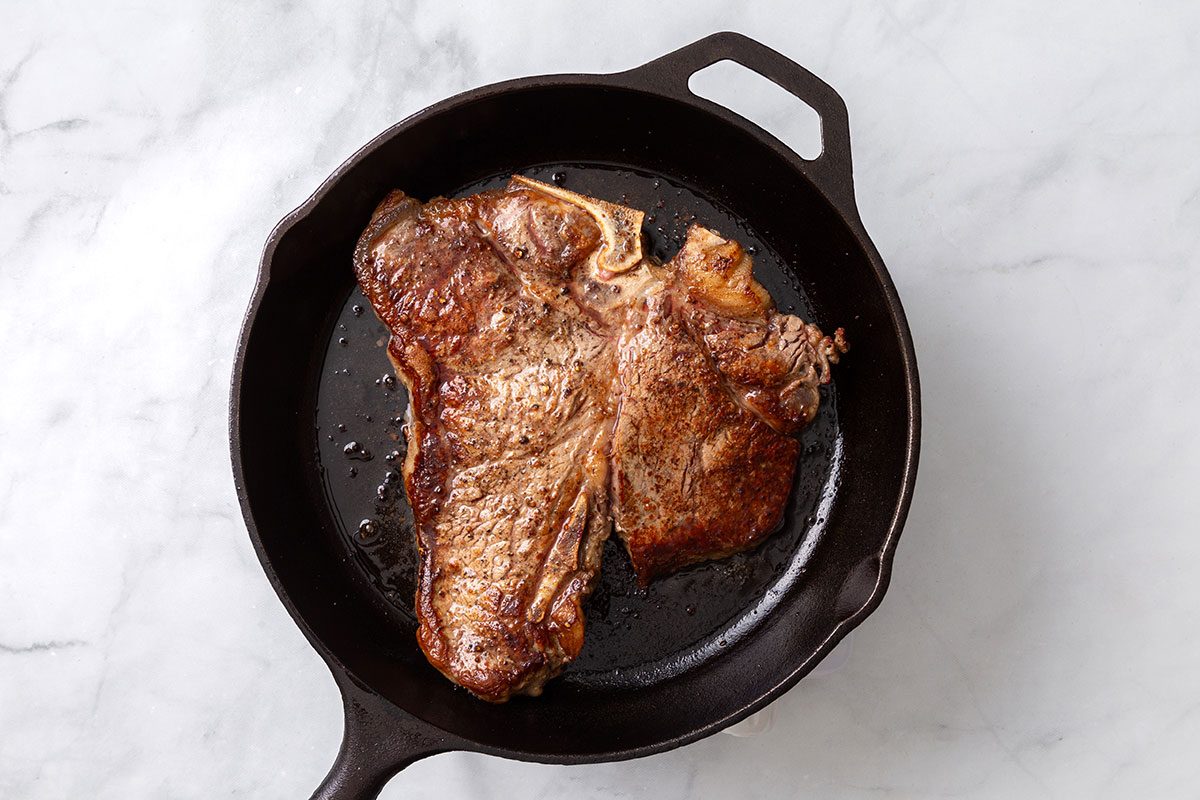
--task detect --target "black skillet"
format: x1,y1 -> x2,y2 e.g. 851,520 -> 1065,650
230,31 -> 920,799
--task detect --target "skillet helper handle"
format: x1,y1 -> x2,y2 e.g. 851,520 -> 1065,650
311,678 -> 446,800
617,31 -> 857,213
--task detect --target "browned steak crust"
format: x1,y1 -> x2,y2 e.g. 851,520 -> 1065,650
354,178 -> 845,701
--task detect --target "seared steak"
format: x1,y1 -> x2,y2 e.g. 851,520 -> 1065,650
354,177 -> 845,701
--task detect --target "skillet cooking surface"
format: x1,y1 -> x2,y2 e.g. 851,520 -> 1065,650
314,163 -> 844,690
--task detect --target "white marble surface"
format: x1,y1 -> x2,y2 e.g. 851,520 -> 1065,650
2,2 -> 1199,797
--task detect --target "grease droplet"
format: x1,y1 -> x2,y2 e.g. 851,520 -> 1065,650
343,441 -> 373,461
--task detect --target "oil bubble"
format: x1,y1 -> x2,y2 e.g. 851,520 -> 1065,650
344,441 -> 373,461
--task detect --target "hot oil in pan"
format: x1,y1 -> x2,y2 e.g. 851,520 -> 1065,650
315,301 -> 418,610
314,164 -> 842,687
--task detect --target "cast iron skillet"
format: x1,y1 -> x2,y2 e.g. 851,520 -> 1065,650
230,31 -> 920,800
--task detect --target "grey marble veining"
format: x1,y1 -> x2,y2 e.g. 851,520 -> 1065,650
2,2 -> 1198,797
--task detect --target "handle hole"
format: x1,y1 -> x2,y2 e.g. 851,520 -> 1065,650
688,59 -> 822,159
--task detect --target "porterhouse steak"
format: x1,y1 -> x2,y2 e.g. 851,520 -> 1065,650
354,177 -> 846,701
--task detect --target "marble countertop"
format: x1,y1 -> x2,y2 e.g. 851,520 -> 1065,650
3,3 -> 1198,797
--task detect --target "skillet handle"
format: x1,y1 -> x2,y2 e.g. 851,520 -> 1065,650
311,676 -> 448,800
615,31 -> 857,214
